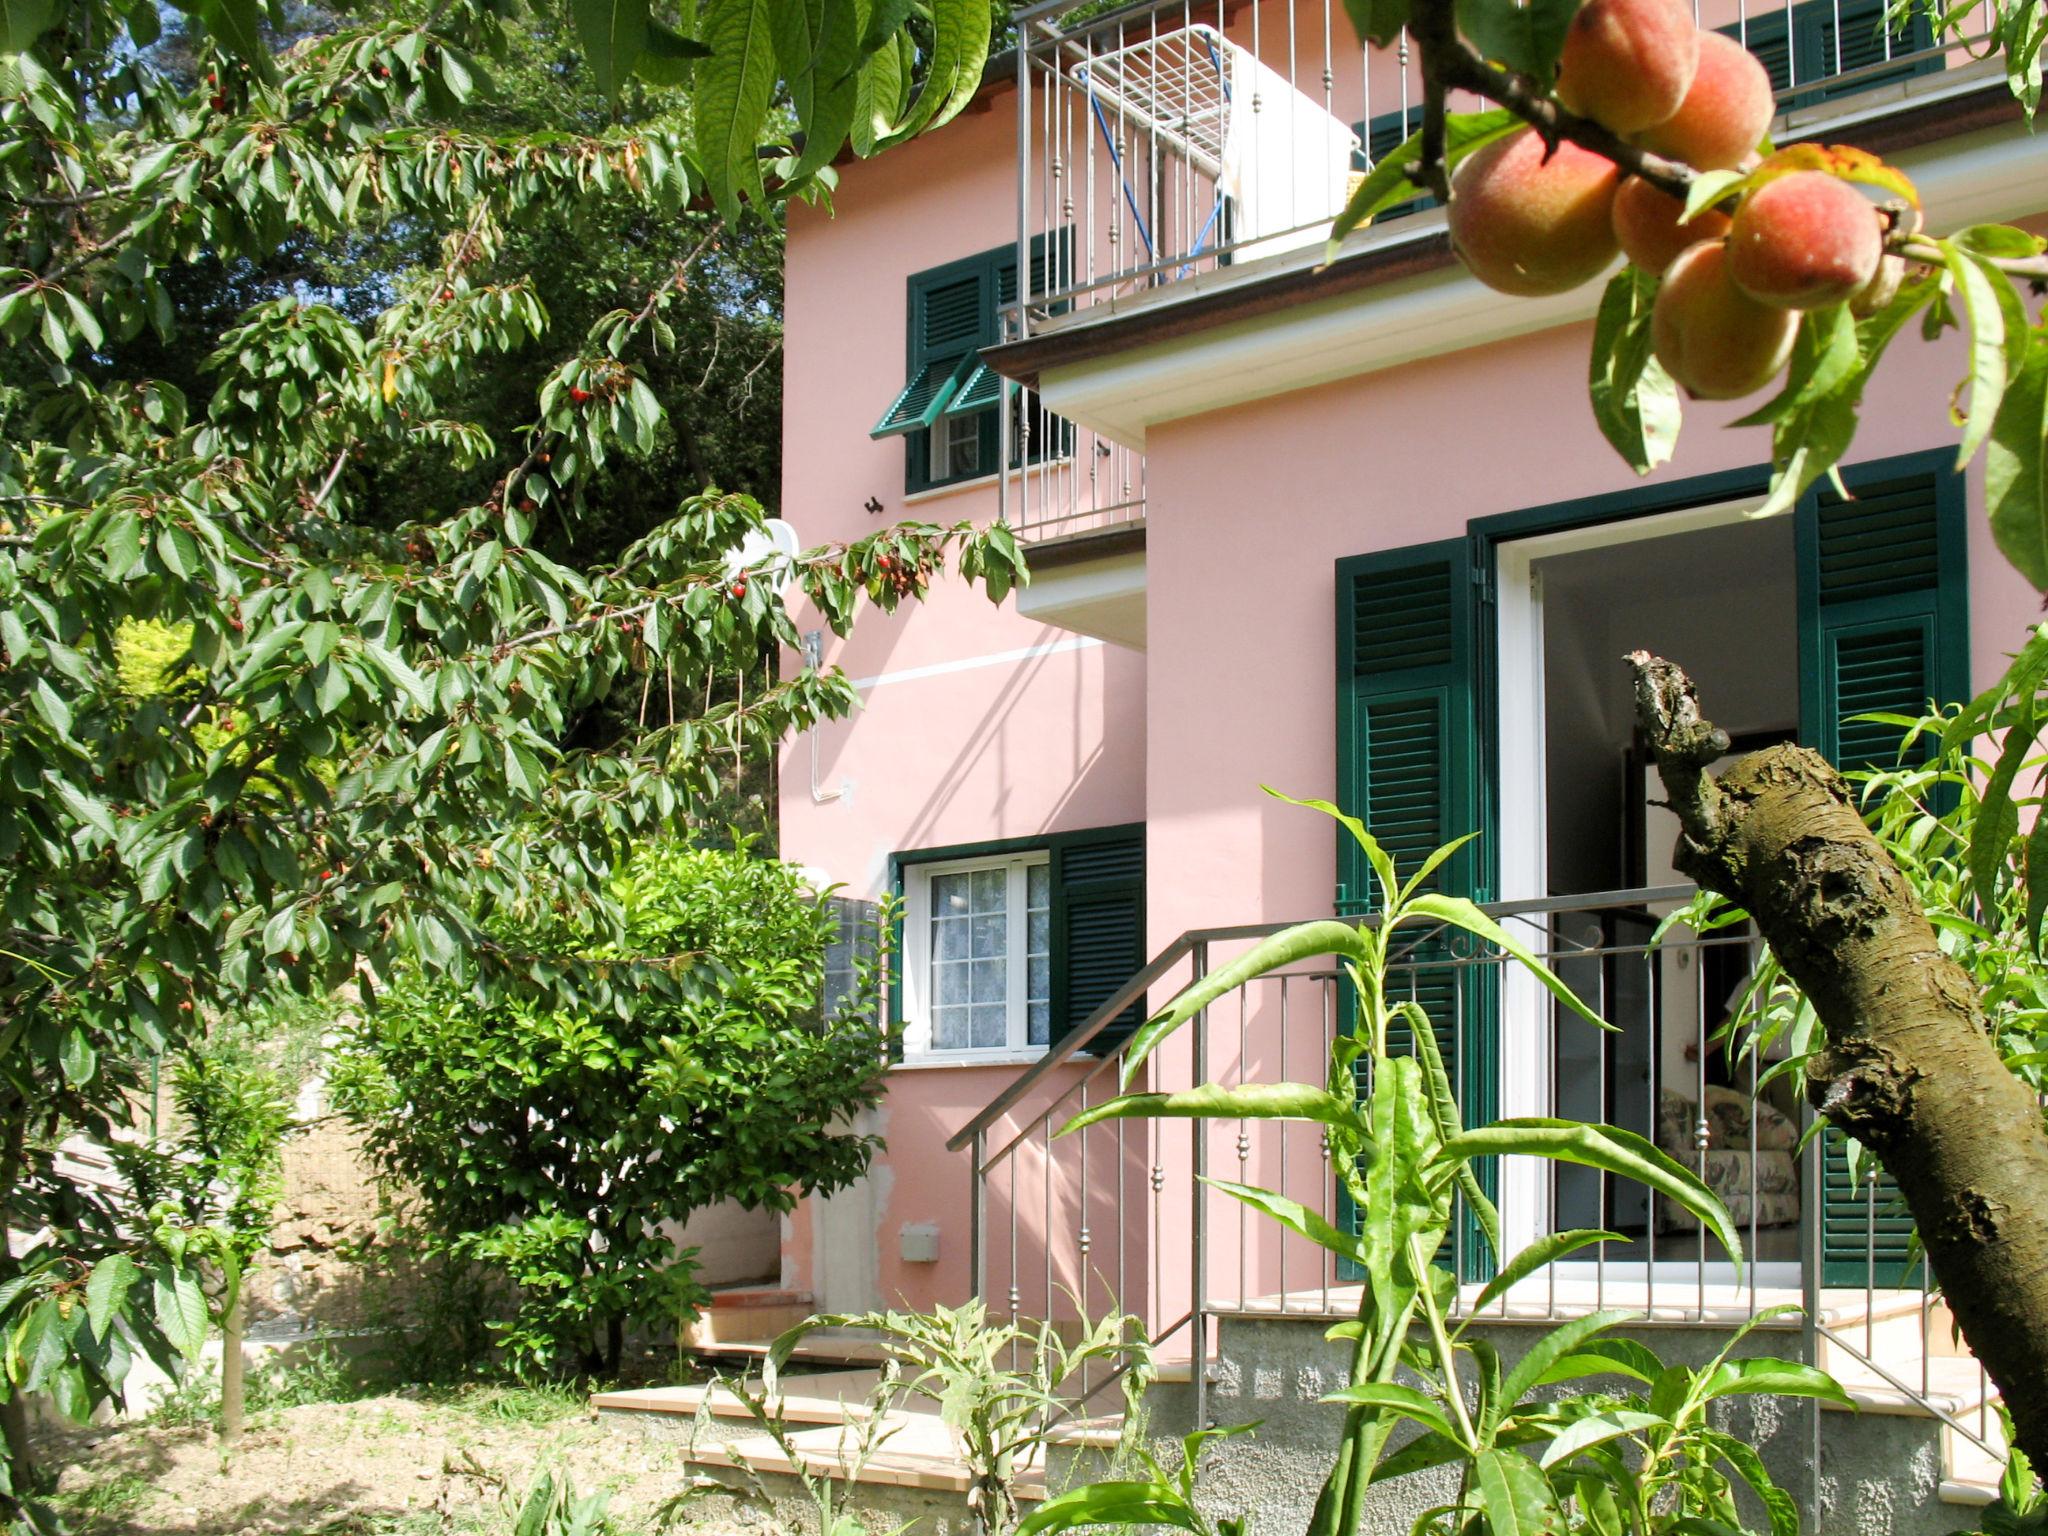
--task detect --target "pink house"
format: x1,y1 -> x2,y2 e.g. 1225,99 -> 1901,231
758,0 -> 2043,1508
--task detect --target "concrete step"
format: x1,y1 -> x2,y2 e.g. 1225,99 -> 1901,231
680,1287 -> 816,1351
686,1410 -> 1049,1499
593,1368 -> 886,1426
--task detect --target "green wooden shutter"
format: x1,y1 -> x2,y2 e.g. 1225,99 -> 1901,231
1335,541 -> 1487,913
1722,9 -> 1794,91
1797,455 -> 1967,1286
1051,827 -> 1147,1057
1351,106 -> 1433,223
1334,539 -> 1495,1278
1721,0 -> 1935,106
874,266 -> 983,440
1796,0 -> 1937,102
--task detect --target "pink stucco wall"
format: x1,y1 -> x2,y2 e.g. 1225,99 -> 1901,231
777,36 -> 2044,1327
1125,291 -> 2042,1329
777,100 -> 1150,1315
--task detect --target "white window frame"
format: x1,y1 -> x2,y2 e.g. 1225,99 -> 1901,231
900,851 -> 1051,1067
929,408 -> 983,484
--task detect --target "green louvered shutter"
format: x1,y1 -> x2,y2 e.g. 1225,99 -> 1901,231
1051,827 -> 1147,1057
978,234 -> 1075,464
1797,0 -> 1937,102
1722,9 -> 1794,91
1797,456 -> 1967,1287
1350,106 -> 1433,224
874,266 -> 983,441
1334,540 -> 1495,1278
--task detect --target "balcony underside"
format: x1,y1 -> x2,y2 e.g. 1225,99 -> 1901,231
1013,522 -> 1146,649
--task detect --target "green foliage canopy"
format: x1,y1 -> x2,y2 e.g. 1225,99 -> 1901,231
332,841 -> 894,1373
0,0 -> 1009,1466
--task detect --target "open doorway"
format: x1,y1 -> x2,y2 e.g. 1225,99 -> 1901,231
1496,503 -> 1804,1269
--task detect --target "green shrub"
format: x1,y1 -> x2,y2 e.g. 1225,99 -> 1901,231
333,838 -> 893,1377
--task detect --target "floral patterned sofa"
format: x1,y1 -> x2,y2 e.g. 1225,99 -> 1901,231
1652,1085 -> 1800,1234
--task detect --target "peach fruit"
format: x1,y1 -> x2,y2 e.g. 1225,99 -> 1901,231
1725,171 -> 1884,308
1611,175 -> 1734,275
1652,239 -> 1799,399
1448,129 -> 1622,297
1637,31 -> 1776,172
1555,0 -> 1700,134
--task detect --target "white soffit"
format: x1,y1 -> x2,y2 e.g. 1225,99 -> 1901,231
1015,551 -> 1148,651
1037,112 -> 2048,451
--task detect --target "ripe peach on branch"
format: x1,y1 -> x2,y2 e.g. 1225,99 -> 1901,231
1725,170 -> 1886,309
1637,31 -> 1776,172
1554,0 -> 1699,134
1448,129 -> 1621,296
1612,176 -> 1732,275
1651,239 -> 1799,400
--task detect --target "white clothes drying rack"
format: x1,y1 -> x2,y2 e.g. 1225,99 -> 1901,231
1072,23 -> 1361,269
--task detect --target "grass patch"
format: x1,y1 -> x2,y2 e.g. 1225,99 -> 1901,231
423,1380 -> 589,1426
51,1469 -> 151,1527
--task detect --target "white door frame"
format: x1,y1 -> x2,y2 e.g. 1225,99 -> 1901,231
1490,494 -> 1770,1265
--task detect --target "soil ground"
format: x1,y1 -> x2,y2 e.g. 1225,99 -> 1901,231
35,1386 -> 763,1536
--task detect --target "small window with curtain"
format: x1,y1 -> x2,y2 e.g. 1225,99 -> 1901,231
903,853 -> 1052,1058
871,235 -> 1071,495
891,826 -> 1145,1066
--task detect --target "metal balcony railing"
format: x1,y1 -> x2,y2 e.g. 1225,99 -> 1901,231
948,885 -> 1999,1461
994,0 -> 2001,540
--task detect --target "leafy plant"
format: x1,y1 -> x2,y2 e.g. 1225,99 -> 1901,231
671,1363 -> 915,1536
0,0 -> 1013,1488
771,1298 -> 1155,1536
1949,1408 -> 2048,1536
332,840 -> 894,1376
1019,1421 -> 1258,1536
110,1035 -> 295,1437
1028,796 -> 1838,1535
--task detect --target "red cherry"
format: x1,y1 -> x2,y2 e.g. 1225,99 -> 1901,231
519,498 -> 536,511
210,94 -> 227,110
569,387 -> 591,403
876,555 -> 894,571
440,287 -> 455,301
730,581 -> 747,598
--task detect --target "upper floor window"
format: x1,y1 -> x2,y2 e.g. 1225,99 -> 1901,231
869,236 -> 1068,495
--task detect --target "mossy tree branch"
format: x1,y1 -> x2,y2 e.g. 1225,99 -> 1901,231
1629,651 -> 2048,1472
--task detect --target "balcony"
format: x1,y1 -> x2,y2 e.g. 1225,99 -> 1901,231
990,0 -> 2023,531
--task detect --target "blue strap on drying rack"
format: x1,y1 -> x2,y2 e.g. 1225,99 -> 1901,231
1081,31 -> 1231,273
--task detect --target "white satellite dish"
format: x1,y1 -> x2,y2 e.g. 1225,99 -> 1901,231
721,518 -> 802,588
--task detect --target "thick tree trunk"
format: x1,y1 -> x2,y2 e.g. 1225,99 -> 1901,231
1628,653 -> 2048,1471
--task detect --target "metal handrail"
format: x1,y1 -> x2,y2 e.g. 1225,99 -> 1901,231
948,883 -> 1702,1153
946,934 -> 1195,1152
